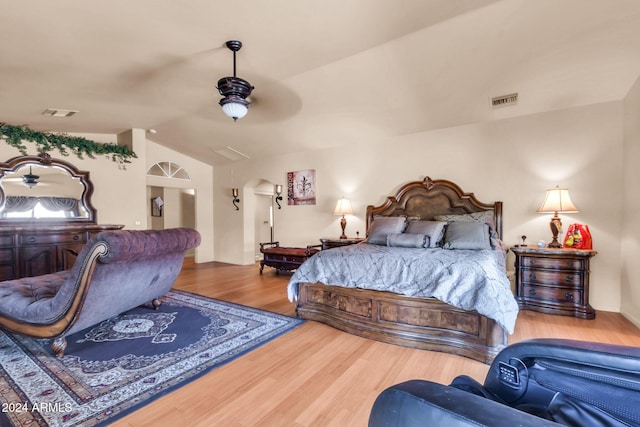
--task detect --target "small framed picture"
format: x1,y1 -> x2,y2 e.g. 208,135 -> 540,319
151,197 -> 163,217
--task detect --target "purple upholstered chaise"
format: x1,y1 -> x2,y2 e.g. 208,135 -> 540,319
0,227 -> 201,357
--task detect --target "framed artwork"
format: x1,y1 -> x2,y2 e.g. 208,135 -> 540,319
287,169 -> 316,205
151,197 -> 163,217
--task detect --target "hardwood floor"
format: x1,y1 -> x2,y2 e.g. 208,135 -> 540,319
113,259 -> 640,427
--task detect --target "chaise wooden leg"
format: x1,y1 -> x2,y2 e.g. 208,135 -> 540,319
152,298 -> 161,309
52,337 -> 67,358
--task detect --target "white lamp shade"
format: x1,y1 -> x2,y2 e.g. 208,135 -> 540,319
222,102 -> 248,120
537,186 -> 579,213
333,197 -> 353,216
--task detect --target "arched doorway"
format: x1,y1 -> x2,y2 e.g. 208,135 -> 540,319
146,161 -> 196,258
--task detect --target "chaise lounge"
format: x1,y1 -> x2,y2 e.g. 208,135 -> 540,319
0,227 -> 201,357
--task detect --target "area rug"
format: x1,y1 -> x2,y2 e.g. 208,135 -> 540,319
0,290 -> 304,427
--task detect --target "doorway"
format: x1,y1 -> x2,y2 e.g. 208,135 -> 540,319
253,181 -> 276,261
147,186 -> 197,257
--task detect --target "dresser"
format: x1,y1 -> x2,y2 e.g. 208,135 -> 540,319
511,246 -> 597,319
0,225 -> 124,280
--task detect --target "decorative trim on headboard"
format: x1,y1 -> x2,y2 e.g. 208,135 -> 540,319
365,176 -> 503,239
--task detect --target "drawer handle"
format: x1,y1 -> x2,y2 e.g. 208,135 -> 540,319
565,292 -> 574,301
73,235 -> 80,241
565,275 -> 576,283
28,236 -> 36,243
528,273 -> 536,280
528,288 -> 537,296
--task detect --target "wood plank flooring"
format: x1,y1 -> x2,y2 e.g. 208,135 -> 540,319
113,259 -> 640,427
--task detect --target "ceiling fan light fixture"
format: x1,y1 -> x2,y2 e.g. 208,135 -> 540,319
216,40 -> 254,122
22,166 -> 39,188
220,98 -> 249,121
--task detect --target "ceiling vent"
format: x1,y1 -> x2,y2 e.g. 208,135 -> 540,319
213,146 -> 250,161
42,108 -> 78,117
491,93 -> 518,108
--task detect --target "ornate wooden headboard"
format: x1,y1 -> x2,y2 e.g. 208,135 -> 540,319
365,176 -> 503,239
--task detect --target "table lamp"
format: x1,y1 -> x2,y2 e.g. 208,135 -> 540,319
333,197 -> 353,239
537,185 -> 578,248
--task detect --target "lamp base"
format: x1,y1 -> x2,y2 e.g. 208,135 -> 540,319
548,214 -> 563,248
339,216 -> 347,239
547,240 -> 562,248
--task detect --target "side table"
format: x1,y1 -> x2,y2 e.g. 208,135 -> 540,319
320,237 -> 364,250
511,246 -> 597,319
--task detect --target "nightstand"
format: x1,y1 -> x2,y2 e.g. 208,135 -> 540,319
319,237 -> 364,250
511,246 -> 597,319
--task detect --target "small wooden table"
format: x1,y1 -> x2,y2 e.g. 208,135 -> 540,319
511,246 -> 597,319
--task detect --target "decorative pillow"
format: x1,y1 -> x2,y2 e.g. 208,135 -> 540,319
442,222 -> 491,250
405,220 -> 446,248
434,211 -> 499,248
386,233 -> 429,248
434,211 -> 495,231
366,216 -> 407,245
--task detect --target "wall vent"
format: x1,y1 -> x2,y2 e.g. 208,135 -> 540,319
42,108 -> 78,117
491,93 -> 518,108
214,146 -> 250,161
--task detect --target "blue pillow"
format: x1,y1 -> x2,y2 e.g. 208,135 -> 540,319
405,221 -> 446,248
366,216 -> 407,245
442,222 -> 491,250
387,233 -> 429,248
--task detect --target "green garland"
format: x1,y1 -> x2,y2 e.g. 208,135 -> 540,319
0,123 -> 137,165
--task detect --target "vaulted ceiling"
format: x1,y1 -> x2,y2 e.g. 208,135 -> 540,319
2,0 -> 640,165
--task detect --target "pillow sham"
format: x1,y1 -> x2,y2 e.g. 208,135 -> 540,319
434,211 -> 500,248
405,220 -> 446,248
434,211 -> 495,231
387,233 -> 429,248
366,216 -> 407,245
442,222 -> 491,250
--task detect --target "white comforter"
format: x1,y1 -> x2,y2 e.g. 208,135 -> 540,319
287,243 -> 518,334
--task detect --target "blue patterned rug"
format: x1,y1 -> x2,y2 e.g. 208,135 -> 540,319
0,290 -> 304,426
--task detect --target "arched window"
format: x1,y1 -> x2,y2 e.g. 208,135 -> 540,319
146,162 -> 191,180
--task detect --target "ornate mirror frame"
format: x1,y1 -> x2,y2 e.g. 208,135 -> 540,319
0,153 -> 97,224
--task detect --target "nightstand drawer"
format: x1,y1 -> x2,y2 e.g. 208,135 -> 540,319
519,269 -> 582,287
520,256 -> 585,271
521,284 -> 583,305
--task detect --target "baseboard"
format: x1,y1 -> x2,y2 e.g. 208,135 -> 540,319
621,309 -> 640,331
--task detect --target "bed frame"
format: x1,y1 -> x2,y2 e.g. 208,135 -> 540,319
295,176 -> 507,364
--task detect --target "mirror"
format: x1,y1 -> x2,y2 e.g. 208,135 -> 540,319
0,154 -> 96,223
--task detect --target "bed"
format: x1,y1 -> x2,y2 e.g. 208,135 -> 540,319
287,176 -> 518,364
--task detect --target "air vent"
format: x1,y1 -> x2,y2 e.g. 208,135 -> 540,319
213,146 -> 250,161
42,108 -> 78,117
491,93 -> 518,108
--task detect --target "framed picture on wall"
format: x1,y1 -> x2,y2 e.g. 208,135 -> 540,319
287,169 -> 316,205
151,196 -> 164,217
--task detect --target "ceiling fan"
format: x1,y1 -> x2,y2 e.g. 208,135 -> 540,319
22,166 -> 40,188
2,166 -> 52,188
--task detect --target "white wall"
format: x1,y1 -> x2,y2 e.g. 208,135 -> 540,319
214,101 -> 624,313
622,76 -> 640,328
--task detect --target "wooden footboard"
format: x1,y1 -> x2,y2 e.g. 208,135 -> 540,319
296,282 -> 506,364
